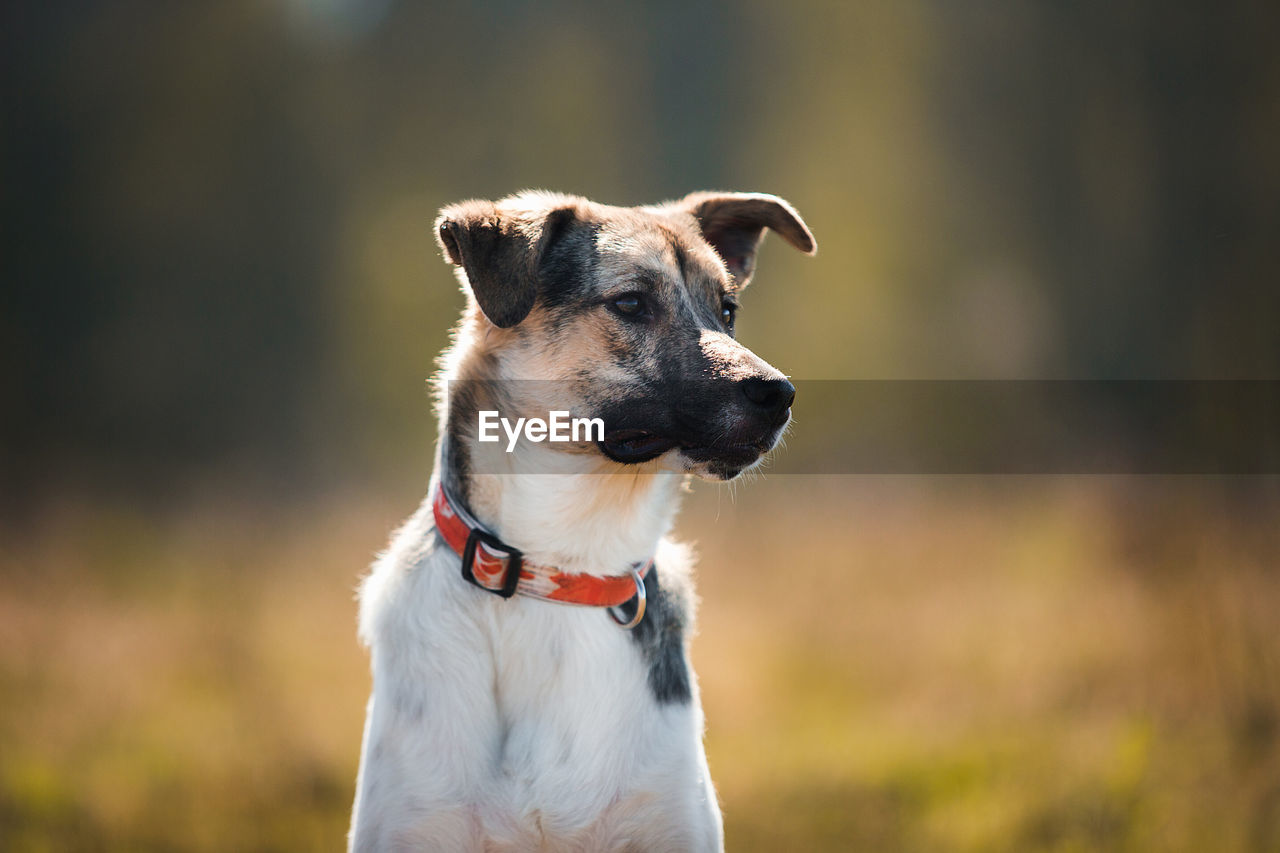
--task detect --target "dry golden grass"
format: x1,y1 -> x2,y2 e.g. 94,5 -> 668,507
2,477 -> 1277,851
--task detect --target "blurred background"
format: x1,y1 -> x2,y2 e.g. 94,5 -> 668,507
2,1 -> 1278,850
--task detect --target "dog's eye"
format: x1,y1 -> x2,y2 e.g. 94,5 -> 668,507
610,293 -> 647,318
721,302 -> 737,329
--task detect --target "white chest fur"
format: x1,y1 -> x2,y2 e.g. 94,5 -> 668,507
349,494 -> 724,852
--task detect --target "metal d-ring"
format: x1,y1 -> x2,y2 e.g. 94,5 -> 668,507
609,569 -> 647,629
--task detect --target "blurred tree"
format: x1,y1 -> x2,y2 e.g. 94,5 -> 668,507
930,1 -> 1280,377
2,0 -> 1276,510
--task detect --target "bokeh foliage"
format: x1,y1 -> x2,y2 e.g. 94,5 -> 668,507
2,481 -> 1278,850
4,0 -> 1277,504
3,1 -> 1279,850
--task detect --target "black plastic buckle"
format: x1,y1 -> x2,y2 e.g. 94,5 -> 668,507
460,527 -> 523,599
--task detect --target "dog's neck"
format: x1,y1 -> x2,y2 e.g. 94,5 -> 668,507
432,315 -> 687,577
438,416 -> 685,579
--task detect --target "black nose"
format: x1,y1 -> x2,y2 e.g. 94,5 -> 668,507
740,376 -> 796,413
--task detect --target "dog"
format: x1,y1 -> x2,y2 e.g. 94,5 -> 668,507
349,190 -> 815,852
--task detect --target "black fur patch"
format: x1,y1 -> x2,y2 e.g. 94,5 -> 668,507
618,563 -> 692,705
538,218 -> 598,318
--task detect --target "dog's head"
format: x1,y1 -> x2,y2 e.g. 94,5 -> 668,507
436,190 -> 815,480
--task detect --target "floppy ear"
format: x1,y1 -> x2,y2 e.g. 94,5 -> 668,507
681,192 -> 816,286
435,201 -> 573,328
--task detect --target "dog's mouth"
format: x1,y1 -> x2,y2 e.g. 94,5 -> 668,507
677,441 -> 770,467
597,430 -> 775,468
597,430 -> 680,464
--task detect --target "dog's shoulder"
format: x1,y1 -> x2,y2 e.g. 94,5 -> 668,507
356,495 -> 444,648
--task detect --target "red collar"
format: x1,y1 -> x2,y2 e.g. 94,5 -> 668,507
431,481 -> 651,614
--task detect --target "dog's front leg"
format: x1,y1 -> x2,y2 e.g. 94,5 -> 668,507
350,571 -> 504,853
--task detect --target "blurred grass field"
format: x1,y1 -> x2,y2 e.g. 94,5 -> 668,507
2,477 -> 1278,852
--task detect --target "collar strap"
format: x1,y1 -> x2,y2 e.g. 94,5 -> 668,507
431,480 -> 651,610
